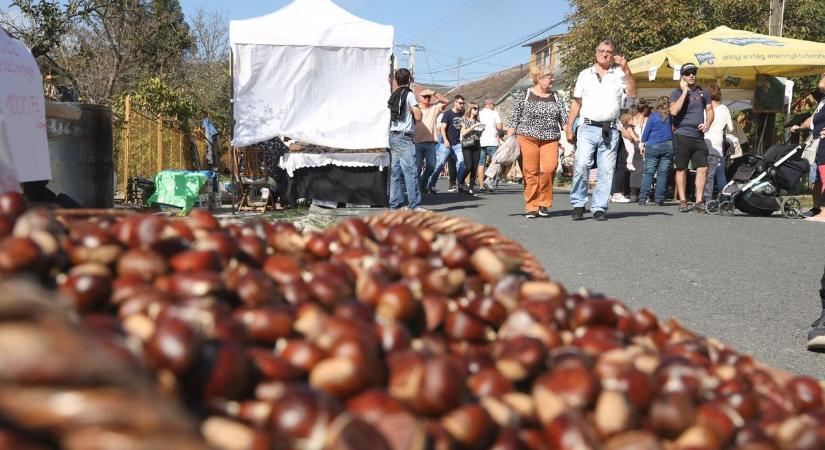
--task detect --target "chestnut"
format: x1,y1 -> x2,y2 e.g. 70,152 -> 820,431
169,250 -> 222,273
388,352 -> 465,416
787,376 -> 824,413
542,411 -> 601,450
59,272 -> 112,312
649,391 -> 697,438
0,237 -> 41,274
0,191 -> 28,218
441,404 -> 497,449
269,385 -> 344,440
532,363 -> 598,411
594,390 -> 635,438
278,339 -> 325,373
262,254 -> 303,285
234,306 -> 294,344
376,283 -> 421,324
603,430 -> 662,450
116,248 -> 169,281
235,271 -> 281,307
145,317 -> 201,375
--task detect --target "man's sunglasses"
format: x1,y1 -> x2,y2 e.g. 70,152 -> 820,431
422,95 -> 432,99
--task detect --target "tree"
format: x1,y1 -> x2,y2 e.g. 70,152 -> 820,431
3,0 -> 193,105
182,8 -> 232,134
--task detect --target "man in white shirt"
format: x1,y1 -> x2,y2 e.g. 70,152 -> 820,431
478,98 -> 502,191
388,68 -> 423,211
565,39 -> 637,221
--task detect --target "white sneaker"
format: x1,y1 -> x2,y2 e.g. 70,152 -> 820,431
610,193 -> 631,203
412,207 -> 428,213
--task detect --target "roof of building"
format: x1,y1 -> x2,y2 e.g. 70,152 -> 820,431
522,33 -> 565,48
446,65 -> 531,105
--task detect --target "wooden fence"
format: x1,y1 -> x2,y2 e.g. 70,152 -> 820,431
113,96 -> 210,197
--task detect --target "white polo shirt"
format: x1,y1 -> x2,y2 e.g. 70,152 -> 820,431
573,65 -> 627,123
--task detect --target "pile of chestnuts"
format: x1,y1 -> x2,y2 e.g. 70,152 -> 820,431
0,190 -> 823,450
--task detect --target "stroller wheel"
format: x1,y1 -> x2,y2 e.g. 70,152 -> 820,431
719,201 -> 734,215
781,197 -> 803,219
705,200 -> 720,215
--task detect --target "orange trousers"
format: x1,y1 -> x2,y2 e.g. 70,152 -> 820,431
517,136 -> 558,212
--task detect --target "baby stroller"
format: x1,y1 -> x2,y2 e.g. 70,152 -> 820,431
707,138 -> 809,218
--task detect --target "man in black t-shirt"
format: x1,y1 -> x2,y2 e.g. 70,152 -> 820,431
434,95 -> 467,191
669,63 -> 714,213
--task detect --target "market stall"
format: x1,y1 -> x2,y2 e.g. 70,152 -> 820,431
229,0 -> 394,207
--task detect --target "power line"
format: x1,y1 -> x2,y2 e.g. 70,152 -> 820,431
403,0 -> 480,43
416,0 -> 623,76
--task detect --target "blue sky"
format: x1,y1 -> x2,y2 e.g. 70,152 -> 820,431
178,0 -> 571,86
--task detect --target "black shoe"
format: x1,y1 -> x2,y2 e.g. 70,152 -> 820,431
808,314 -> 825,351
638,200 -> 648,206
655,201 -> 665,206
525,211 -> 538,219
593,210 -> 608,221
572,207 -> 584,220
538,207 -> 551,217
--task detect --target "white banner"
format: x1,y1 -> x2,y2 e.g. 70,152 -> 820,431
0,27 -> 51,189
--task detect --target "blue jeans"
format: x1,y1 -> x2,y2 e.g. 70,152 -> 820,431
427,143 -> 465,189
570,124 -> 619,212
703,154 -> 727,201
415,142 -> 438,190
389,133 -> 421,209
480,146 -> 497,168
638,141 -> 674,203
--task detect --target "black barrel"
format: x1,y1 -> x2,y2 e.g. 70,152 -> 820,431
44,103 -> 113,208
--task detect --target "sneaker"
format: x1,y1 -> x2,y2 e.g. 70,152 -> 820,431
638,199 -> 648,206
610,193 -> 631,203
411,207 -> 428,213
678,202 -> 691,213
808,314 -> 825,351
693,202 -> 706,214
467,189 -> 476,195
447,184 -> 458,192
483,179 -> 495,191
572,207 -> 584,221
655,200 -> 665,206
538,207 -> 551,217
593,210 -> 608,221
803,208 -> 822,218
525,211 -> 538,219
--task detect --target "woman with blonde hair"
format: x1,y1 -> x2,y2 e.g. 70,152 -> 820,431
459,102 -> 483,194
637,96 -> 674,205
506,65 -> 568,218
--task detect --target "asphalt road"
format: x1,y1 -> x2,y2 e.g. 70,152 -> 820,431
423,180 -> 825,378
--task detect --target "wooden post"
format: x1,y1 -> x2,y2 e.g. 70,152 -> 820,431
178,129 -> 183,169
123,95 -> 131,195
156,114 -> 163,173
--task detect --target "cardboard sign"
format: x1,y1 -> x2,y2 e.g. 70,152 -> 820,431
0,27 -> 51,189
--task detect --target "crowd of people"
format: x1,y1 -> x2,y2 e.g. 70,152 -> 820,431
387,40 -> 825,223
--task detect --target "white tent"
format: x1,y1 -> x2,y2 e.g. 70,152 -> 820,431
229,0 -> 394,149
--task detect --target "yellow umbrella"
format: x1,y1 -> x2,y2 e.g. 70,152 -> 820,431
629,26 -> 825,88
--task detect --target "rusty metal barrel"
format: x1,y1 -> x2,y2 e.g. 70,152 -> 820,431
44,102 -> 114,208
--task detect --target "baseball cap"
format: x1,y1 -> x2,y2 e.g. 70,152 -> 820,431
680,63 -> 698,76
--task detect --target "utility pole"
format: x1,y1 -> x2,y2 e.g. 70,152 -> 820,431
456,58 -> 462,88
759,0 -> 785,151
393,43 -> 423,88
768,0 -> 784,37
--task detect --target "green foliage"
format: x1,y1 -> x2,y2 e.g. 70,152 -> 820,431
130,76 -> 196,120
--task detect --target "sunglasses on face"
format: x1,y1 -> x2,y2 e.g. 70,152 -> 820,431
422,95 -> 432,99
456,102 -> 465,105
472,107 -> 478,110
683,72 -> 697,77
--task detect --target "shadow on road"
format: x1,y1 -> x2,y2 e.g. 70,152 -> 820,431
505,209 -> 671,219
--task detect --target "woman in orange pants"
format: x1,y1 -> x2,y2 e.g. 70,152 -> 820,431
506,65 -> 568,218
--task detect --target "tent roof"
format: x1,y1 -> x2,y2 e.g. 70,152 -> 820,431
629,26 -> 825,85
229,0 -> 393,48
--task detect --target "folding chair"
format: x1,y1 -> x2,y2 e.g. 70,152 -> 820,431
231,147 -> 277,213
